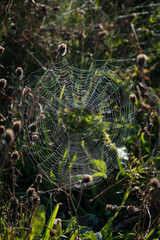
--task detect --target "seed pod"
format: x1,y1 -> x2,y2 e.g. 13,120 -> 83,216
130,93 -> 136,105
0,78 -> 7,89
27,187 -> 35,197
136,54 -> 148,66
0,125 -> 5,134
35,174 -> 42,184
13,121 -> 21,134
39,114 -> 45,120
10,196 -> 18,209
15,67 -> 24,78
53,6 -> 60,11
50,229 -> 56,237
134,186 -> 141,192
4,129 -> 14,145
105,204 -> 114,211
29,123 -> 36,132
82,175 -> 93,184
32,194 -> 40,205
127,205 -> 135,214
32,134 -> 39,142
11,151 -> 19,161
150,178 -> 159,189
0,46 -> 5,55
58,43 -> 67,56
10,22 -> 16,29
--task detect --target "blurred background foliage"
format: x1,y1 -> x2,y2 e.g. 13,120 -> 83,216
0,0 -> 160,239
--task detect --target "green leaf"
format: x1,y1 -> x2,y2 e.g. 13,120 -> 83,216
117,155 -> 125,176
44,203 -> 61,240
90,159 -> 106,173
70,229 -> 78,240
30,205 -> 45,240
92,172 -> 107,179
60,85 -> 66,101
145,228 -> 155,240
101,189 -> 130,239
113,233 -> 136,239
65,217 -> 77,234
80,231 -> 97,240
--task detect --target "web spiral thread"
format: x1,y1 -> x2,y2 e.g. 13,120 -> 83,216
23,61 -> 133,188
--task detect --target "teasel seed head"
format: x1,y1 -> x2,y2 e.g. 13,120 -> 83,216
29,123 -> 36,132
105,204 -> 114,211
134,186 -> 141,192
130,93 -> 136,105
0,46 -> 5,55
0,78 -> 7,90
13,120 -> 21,134
82,175 -> 93,184
11,151 -> 19,161
127,205 -> 136,214
40,114 -> 45,120
136,54 -> 148,66
0,125 -> 5,134
27,187 -> 35,197
32,193 -> 40,206
150,178 -> 159,189
58,43 -> 67,56
50,229 -> 56,237
15,67 -> 24,78
4,129 -> 14,145
10,196 -> 18,209
32,133 -> 39,142
35,174 -> 42,184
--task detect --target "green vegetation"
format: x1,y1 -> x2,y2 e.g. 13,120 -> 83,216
0,0 -> 160,239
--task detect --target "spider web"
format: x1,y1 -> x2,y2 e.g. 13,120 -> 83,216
23,60 -> 133,188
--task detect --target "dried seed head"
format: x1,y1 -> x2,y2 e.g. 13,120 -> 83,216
58,43 -> 67,56
105,204 -> 114,211
32,134 -> 39,142
82,175 -> 93,184
53,6 -> 60,11
10,22 -> 16,29
50,229 -> 56,237
11,151 -> 19,161
136,54 -> 148,66
13,121 -> 21,134
0,46 -> 5,55
4,129 -> 14,145
54,218 -> 62,227
27,187 -> 35,197
130,93 -> 136,105
0,125 -> 5,134
134,186 -> 141,192
0,78 -> 7,89
129,13 -> 137,21
98,30 -> 107,38
40,114 -> 45,120
150,178 -> 159,189
130,13 -> 137,18
32,194 -> 40,205
10,196 -> 18,209
61,124 -> 67,132
35,174 -> 42,184
29,123 -> 36,132
15,67 -> 24,78
22,144 -> 28,151
127,205 -> 135,214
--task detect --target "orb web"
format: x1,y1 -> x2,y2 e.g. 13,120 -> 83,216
23,61 -> 133,188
